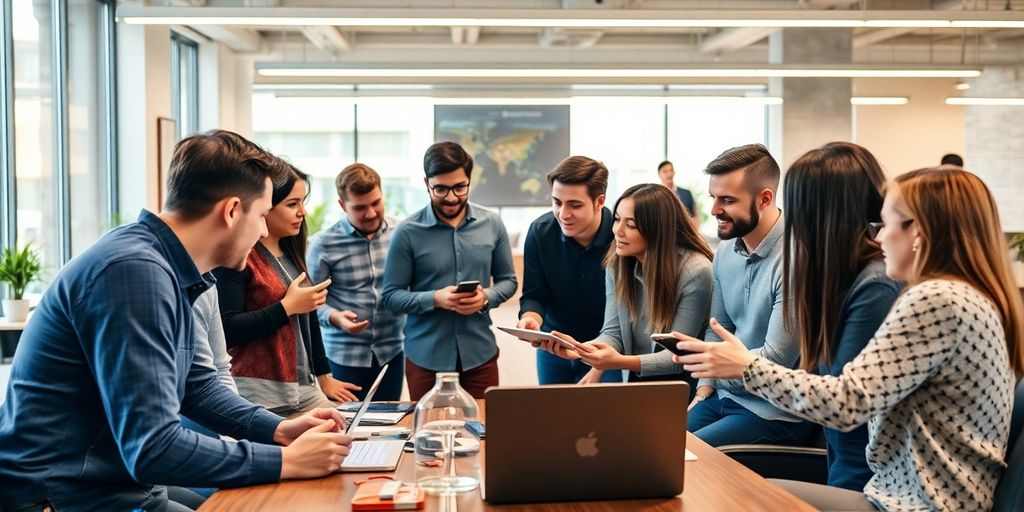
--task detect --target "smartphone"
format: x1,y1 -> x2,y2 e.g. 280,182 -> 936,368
651,333 -> 692,357
454,280 -> 481,293
465,421 -> 486,439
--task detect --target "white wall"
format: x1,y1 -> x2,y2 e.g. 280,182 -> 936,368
852,77 -> 965,177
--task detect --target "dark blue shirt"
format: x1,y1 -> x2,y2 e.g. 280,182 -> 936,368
0,211 -> 283,511
820,259 -> 902,491
674,186 -> 696,217
381,203 -> 518,371
518,209 -> 613,341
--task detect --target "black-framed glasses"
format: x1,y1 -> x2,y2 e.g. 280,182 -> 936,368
429,183 -> 470,198
867,219 -> 914,239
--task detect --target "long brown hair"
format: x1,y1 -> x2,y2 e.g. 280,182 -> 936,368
892,167 -> 1024,377
783,142 -> 887,371
272,163 -> 311,276
603,184 -> 713,333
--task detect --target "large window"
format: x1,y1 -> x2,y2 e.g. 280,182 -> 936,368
170,32 -> 198,139
3,0 -> 116,296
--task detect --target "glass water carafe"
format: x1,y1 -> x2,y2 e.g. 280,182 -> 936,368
413,372 -> 481,494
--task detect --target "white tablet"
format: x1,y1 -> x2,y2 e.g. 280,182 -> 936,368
496,326 -> 590,352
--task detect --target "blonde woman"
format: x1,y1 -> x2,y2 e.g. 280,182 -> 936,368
675,167 -> 1024,511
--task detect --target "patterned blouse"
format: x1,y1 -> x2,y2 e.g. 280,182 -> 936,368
742,279 -> 1014,511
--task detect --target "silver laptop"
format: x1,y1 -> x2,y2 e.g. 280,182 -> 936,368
483,382 -> 689,504
340,364 -> 406,472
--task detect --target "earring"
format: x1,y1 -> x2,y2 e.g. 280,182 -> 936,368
912,243 -> 920,253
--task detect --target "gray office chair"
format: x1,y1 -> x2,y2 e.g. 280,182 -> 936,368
991,379 -> 1024,512
716,427 -> 829,484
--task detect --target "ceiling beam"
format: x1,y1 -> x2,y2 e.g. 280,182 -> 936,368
700,27 -> 776,53
188,26 -> 262,53
299,26 -> 351,54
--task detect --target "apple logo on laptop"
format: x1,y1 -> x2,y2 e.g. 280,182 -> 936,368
575,431 -> 599,458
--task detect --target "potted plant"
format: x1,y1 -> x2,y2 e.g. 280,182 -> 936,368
1009,234 -> 1024,288
0,245 -> 42,322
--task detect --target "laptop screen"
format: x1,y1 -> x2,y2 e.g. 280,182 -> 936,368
344,363 -> 390,435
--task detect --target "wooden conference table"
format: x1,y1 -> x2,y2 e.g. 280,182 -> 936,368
199,400 -> 817,512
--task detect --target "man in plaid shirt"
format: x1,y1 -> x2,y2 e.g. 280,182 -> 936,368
307,163 -> 406,401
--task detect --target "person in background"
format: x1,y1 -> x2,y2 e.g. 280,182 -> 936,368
0,130 -> 353,512
775,142 -> 901,490
307,163 -> 406,401
658,160 -> 700,230
216,163 -> 361,416
516,156 -> 622,385
685,144 -> 814,448
940,153 -> 963,167
676,166 -> 1023,511
537,183 -> 712,391
382,142 -> 518,400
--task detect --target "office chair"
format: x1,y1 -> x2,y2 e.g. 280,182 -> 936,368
991,379 -> 1024,512
716,426 -> 829,484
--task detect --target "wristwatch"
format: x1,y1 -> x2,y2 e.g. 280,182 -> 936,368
479,296 -> 490,313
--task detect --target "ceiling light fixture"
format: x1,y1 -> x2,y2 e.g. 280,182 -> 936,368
850,96 -> 910,105
117,7 -> 1024,30
945,97 -> 1024,106
255,66 -> 982,79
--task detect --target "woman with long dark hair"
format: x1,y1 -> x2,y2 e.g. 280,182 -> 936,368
216,163 -> 360,416
540,183 -> 713,385
781,142 -> 902,490
675,166 -> 1024,510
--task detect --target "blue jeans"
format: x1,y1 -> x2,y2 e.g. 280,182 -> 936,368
536,349 -> 623,384
688,393 -> 815,447
327,353 -> 405,401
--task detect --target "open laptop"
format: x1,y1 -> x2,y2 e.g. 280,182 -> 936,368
339,364 -> 406,472
483,382 -> 689,504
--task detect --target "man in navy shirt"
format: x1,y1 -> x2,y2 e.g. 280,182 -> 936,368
0,130 -> 353,511
516,156 -> 622,385
658,160 -> 700,230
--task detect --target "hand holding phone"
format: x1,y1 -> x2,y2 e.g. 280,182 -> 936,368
651,333 -> 693,357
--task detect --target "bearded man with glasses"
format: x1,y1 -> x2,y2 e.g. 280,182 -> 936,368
381,141 -> 518,400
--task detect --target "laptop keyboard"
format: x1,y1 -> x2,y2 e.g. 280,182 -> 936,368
342,440 -> 402,468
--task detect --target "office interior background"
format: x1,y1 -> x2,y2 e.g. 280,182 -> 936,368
2,0 -> 1024,390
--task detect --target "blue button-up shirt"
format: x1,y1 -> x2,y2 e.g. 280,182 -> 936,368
0,210 -> 283,511
307,216 -> 405,368
519,208 -> 613,341
381,203 -> 518,371
698,212 -> 802,422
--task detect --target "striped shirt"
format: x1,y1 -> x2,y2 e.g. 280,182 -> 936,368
307,216 -> 405,368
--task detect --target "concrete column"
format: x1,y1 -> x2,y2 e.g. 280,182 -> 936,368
769,29 -> 853,168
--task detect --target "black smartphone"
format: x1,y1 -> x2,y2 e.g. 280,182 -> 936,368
651,333 -> 693,357
454,280 -> 481,293
465,421 -> 486,439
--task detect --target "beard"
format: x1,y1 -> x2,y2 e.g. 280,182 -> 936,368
716,200 -> 760,240
432,198 -> 468,220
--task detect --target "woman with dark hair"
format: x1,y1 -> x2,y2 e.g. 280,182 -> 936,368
675,166 -> 1024,511
781,142 -> 902,490
539,184 -> 713,387
216,163 -> 361,416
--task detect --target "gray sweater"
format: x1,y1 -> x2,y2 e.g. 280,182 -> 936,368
592,249 -> 713,377
192,287 -> 237,393
743,279 -> 1014,511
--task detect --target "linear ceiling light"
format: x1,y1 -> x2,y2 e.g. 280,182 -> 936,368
117,7 -> 1024,29
256,67 -> 982,79
945,97 -> 1024,106
850,96 -> 909,105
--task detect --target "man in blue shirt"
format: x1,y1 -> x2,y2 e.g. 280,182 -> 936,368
658,160 -> 699,229
308,163 -> 405,401
0,130 -> 353,512
684,143 -> 813,447
515,156 -> 622,385
382,142 -> 518,400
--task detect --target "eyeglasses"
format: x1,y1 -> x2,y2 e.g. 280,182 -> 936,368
429,183 -> 470,198
867,219 -> 914,239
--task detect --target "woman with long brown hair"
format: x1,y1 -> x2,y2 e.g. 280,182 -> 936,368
780,142 -> 902,491
675,167 -> 1024,511
540,183 -> 713,386
216,163 -> 361,416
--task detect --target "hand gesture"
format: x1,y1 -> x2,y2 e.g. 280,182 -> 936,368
280,272 -> 331,316
673,318 -> 756,380
332,310 -> 370,334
